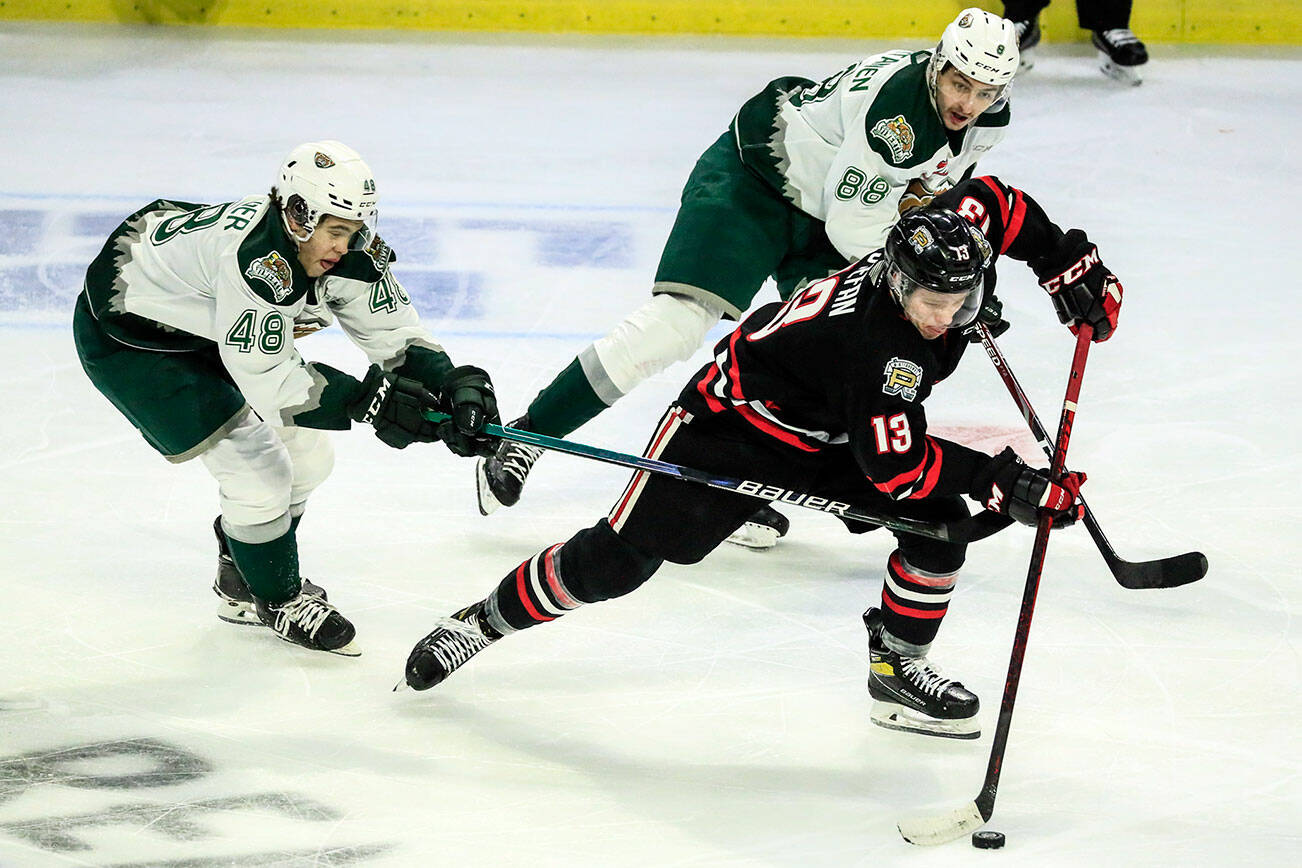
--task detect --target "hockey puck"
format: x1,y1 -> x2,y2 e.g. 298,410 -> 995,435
972,830 -> 1006,849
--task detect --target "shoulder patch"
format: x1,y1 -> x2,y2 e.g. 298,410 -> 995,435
871,115 -> 916,163
363,234 -> 393,272
245,250 -> 295,302
882,357 -> 924,402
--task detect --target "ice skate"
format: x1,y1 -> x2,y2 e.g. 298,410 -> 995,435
255,591 -> 359,656
475,416 -> 544,515
1092,28 -> 1148,86
212,517 -> 325,626
402,602 -> 500,690
725,504 -> 791,550
1012,17 -> 1040,72
864,607 -> 979,739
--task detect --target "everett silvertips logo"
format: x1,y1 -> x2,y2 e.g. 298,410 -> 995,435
245,251 -> 294,302
882,357 -> 924,402
871,115 -> 916,163
314,152 -> 335,168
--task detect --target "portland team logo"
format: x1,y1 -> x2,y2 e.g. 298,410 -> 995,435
245,250 -> 294,301
882,357 -> 924,402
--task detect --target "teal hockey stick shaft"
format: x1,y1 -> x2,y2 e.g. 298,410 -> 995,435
424,411 -> 1012,545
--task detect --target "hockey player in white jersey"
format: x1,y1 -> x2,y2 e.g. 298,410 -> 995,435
73,141 -> 499,656
477,8 -> 1020,550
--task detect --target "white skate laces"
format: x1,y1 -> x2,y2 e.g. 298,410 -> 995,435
497,441 -> 543,485
900,656 -> 958,698
1098,28 -> 1141,48
269,595 -> 333,638
425,616 -> 494,672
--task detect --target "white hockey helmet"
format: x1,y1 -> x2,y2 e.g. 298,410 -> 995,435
927,8 -> 1020,104
275,140 -> 379,246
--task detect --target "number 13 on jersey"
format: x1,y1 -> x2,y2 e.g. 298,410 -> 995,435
870,412 -> 912,453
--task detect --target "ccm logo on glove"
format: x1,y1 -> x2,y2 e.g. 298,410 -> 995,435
359,378 -> 390,425
1039,248 -> 1101,295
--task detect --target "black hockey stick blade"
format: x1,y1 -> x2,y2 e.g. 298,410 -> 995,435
1086,512 -> 1208,589
428,412 -> 1013,544
974,323 -> 1208,590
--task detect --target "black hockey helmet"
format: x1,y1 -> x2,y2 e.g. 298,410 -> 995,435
883,206 -> 992,330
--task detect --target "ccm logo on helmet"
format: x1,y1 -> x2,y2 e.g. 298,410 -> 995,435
1040,249 -> 1102,295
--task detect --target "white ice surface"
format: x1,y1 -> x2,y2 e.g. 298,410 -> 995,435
1,23 -> 1299,867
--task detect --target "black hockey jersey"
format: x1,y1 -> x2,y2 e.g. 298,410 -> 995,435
677,175 -> 1066,501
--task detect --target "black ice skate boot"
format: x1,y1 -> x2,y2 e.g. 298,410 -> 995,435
725,504 -> 791,551
255,592 -> 360,657
402,602 -> 501,690
475,416 -> 545,515
1092,28 -> 1148,85
1012,16 -> 1041,71
212,517 -> 326,626
863,607 -> 979,740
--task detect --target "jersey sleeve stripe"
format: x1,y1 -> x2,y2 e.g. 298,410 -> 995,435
1003,187 -> 1028,254
871,437 -> 945,500
979,175 -> 1010,231
872,453 -> 929,499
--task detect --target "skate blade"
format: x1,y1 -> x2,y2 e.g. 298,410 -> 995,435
725,521 -> 781,550
475,458 -> 502,516
1018,46 -> 1036,72
267,633 -> 363,657
216,599 -> 262,626
1098,54 -> 1143,85
871,701 -> 980,740
325,640 -> 362,658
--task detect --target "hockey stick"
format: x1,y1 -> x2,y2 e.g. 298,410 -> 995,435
424,411 -> 1012,544
898,324 -> 1093,846
974,323 -> 1207,589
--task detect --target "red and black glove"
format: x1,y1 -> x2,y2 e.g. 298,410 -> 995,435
1031,229 -> 1123,342
971,447 -> 1086,528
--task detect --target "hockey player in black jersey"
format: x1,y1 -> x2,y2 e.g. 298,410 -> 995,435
402,177 -> 1123,740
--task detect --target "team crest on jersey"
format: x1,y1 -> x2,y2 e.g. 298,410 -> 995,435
882,357 -> 924,402
245,250 -> 294,301
871,115 -> 916,163
363,234 -> 392,271
314,152 -> 335,169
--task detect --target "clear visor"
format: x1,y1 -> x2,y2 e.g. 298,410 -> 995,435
888,265 -> 983,331
343,215 -> 378,251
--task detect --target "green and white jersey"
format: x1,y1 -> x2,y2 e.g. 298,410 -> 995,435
83,195 -> 447,427
731,49 -> 1010,260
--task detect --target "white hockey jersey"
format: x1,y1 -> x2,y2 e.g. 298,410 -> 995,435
82,196 -> 448,427
731,49 -> 1009,260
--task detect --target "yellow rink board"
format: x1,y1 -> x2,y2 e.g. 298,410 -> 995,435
0,0 -> 1297,44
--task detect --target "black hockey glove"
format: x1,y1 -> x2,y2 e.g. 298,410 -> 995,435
963,291 -> 1011,343
970,447 -> 1085,528
435,365 -> 500,458
1030,229 -> 1124,342
347,365 -> 440,450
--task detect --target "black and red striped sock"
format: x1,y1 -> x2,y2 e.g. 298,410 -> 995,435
878,549 -> 958,656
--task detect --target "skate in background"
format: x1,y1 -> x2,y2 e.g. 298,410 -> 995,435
1005,0 -> 1149,84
